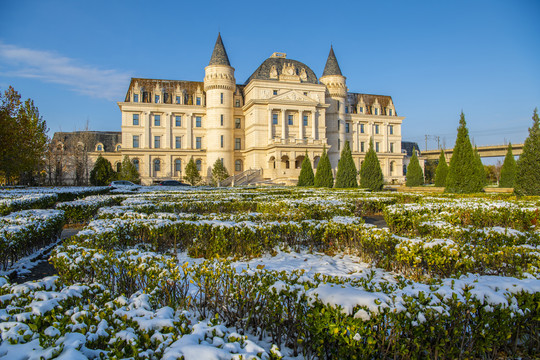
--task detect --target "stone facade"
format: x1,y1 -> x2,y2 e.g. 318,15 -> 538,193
71,34 -> 407,185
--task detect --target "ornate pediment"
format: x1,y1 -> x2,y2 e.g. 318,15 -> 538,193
270,90 -> 318,104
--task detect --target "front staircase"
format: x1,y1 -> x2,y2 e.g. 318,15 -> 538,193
220,168 -> 263,187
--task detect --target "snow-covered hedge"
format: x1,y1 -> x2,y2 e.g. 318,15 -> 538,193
55,195 -> 124,224
0,209 -> 64,271
0,194 -> 57,216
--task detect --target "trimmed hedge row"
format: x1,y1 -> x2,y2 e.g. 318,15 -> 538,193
55,195 -> 124,223
0,209 -> 65,271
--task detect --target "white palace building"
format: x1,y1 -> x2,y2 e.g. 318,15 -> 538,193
56,34 -> 407,185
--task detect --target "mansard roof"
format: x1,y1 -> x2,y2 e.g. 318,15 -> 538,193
244,57 -> 318,85
348,93 -> 396,115
124,78 -> 205,102
322,46 -> 343,77
209,33 -> 231,66
52,131 -> 122,152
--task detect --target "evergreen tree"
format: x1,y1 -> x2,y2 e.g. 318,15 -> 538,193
405,150 -> 424,186
515,109 -> 540,195
297,151 -> 315,186
90,154 -> 114,186
314,146 -> 334,188
335,141 -> 358,188
434,149 -> 448,187
184,158 -> 201,186
499,143 -> 516,188
360,138 -> 384,191
445,112 -> 484,193
118,155 -> 140,183
211,159 -> 229,186
474,146 -> 487,186
0,86 -> 48,184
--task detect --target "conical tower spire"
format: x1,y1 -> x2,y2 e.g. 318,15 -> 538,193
322,45 -> 342,76
209,33 -> 231,66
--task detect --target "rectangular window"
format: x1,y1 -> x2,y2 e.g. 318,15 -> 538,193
375,108 -> 379,115
345,123 -> 350,133
196,97 -> 201,106
376,142 -> 380,152
388,109 -> 393,116
272,113 -> 278,125
235,118 -> 241,129
273,90 -> 278,95
288,115 -> 293,125
196,116 -> 201,127
345,106 -> 349,114
155,95 -> 160,103
196,137 -> 202,149
176,96 -> 180,104
154,114 -> 161,126
303,115 -> 308,126
235,99 -> 240,107
361,141 -> 365,152
133,94 -> 138,102
338,121 -> 340,131
133,135 -> 139,148
175,159 -> 182,172
175,116 -> 182,127
375,124 -> 379,134
221,114 -> 224,126
220,93 -> 223,104
338,139 -> 341,150
175,136 -> 181,149
390,142 -> 394,153
389,125 -> 394,135
220,135 -> 224,148
235,138 -> 241,150
360,124 -> 365,133
337,101 -> 340,111
360,106 -> 363,113
154,136 -> 161,148
132,114 -> 139,126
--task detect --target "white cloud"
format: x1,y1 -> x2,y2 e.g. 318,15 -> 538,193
0,42 -> 131,100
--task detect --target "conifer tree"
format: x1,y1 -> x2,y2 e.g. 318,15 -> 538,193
314,146 -> 333,188
445,112 -> 484,193
118,155 -> 140,183
211,159 -> 229,186
297,151 -> 315,186
184,158 -> 201,186
499,143 -> 516,188
405,150 -> 424,186
335,141 -> 358,188
474,146 -> 487,186
434,149 -> 448,187
515,109 -> 540,195
360,138 -> 384,191
90,154 -> 114,186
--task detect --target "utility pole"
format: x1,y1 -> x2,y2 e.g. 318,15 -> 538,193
424,135 -> 441,151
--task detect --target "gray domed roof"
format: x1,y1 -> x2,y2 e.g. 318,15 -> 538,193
245,56 -> 318,84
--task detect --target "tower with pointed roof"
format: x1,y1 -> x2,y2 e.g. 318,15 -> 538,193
204,33 -> 236,177
319,46 -> 347,165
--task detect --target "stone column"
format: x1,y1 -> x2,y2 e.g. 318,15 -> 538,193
147,154 -> 152,177
268,108 -> 273,141
299,110 -> 304,140
187,113 -> 193,149
144,112 -> 150,148
281,109 -> 287,140
356,123 -> 360,152
165,112 -> 172,149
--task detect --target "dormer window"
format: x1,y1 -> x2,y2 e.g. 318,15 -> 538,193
388,109 -> 393,116
235,99 -> 241,107
359,106 -> 364,113
96,143 -> 104,152
116,145 -> 121,151
197,97 -> 201,106
175,96 -> 181,104
133,94 -> 138,103
374,108 -> 379,115
155,95 -> 160,103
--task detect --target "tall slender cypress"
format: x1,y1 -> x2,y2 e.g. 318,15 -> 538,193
314,146 -> 333,188
515,109 -> 540,195
360,138 -> 384,191
499,143 -> 516,188
405,151 -> 424,186
297,151 -> 315,186
434,149 -> 448,187
335,141 -> 358,188
446,112 -> 484,193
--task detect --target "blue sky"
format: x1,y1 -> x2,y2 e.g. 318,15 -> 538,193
1,0 -> 539,153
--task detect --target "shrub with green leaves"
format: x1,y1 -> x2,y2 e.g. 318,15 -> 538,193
297,151 -> 314,187
335,141 -> 358,188
434,149 -> 448,187
90,154 -> 115,186
314,146 -> 333,188
515,108 -> 540,195
184,158 -> 201,186
405,151 -> 424,187
360,138 -> 383,191
499,143 -> 516,188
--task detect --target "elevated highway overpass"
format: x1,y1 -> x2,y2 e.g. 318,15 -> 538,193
421,144 -> 523,161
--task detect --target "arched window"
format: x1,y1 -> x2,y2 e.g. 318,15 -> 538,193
195,159 -> 202,171
116,145 -> 121,151
132,159 -> 139,171
116,162 -> 121,172
235,159 -> 243,172
175,159 -> 182,173
96,143 -> 104,151
154,158 -> 161,172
